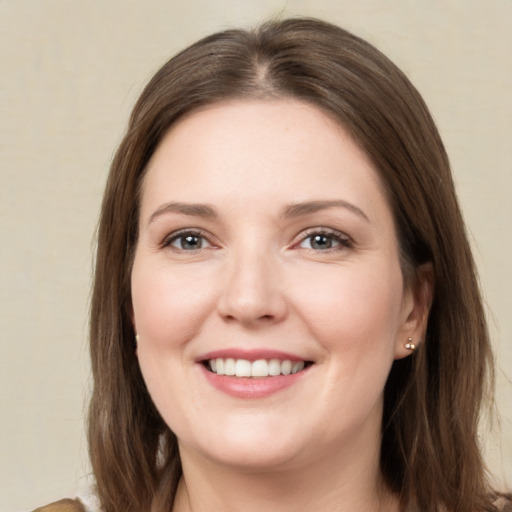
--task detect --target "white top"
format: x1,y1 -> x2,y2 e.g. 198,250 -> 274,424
76,476 -> 101,512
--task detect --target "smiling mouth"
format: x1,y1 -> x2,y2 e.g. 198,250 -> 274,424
203,358 -> 313,378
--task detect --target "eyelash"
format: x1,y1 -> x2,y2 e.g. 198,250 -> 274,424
161,229 -> 214,251
161,227 -> 353,253
294,228 -> 353,252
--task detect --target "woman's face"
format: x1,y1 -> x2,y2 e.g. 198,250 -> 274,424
131,99 -> 423,472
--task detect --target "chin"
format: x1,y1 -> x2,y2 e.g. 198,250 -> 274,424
178,423 -> 308,473
201,444 -> 302,473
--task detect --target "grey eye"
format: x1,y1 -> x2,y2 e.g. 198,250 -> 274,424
300,234 -> 341,250
169,233 -> 209,250
310,234 -> 335,250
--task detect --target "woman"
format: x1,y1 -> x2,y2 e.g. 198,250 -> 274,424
35,17 -> 510,512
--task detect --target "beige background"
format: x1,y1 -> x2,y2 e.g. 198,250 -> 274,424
0,1 -> 511,510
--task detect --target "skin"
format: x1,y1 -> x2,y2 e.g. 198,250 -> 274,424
131,99 -> 432,512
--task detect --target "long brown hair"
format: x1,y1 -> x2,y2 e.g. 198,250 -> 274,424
89,17 -> 500,511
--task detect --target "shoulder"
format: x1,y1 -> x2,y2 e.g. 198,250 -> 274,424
31,498 -> 86,512
493,493 -> 512,511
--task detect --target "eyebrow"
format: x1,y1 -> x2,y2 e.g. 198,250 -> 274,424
148,202 -> 218,225
147,199 -> 369,226
280,200 -> 370,222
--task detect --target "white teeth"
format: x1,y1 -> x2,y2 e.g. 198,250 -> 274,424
281,360 -> 292,375
235,359 -> 251,377
292,361 -> 305,374
268,359 -> 281,376
251,359 -> 268,377
207,358 -> 308,377
224,358 -> 235,376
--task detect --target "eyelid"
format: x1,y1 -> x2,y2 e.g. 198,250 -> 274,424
159,226 -> 352,252
292,227 -> 353,250
161,228 -> 217,250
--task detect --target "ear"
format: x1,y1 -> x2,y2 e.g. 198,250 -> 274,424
394,262 -> 434,360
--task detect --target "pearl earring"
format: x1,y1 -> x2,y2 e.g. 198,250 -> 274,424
405,337 -> 416,351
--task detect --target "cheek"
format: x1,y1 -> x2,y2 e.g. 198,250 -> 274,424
290,261 -> 404,354
131,259 -> 217,350
130,259 -> 216,431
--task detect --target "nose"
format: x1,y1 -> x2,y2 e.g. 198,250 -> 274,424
217,247 -> 288,328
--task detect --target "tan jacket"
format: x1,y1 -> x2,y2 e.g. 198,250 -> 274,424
32,498 -> 86,512
32,494 -> 512,512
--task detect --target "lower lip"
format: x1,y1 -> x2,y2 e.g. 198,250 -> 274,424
200,364 -> 309,399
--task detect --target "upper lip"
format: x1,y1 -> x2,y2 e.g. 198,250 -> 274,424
195,348 -> 311,363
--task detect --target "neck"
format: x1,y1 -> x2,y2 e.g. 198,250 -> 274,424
172,434 -> 399,512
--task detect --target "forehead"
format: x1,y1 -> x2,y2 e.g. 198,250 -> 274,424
140,99 -> 392,224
